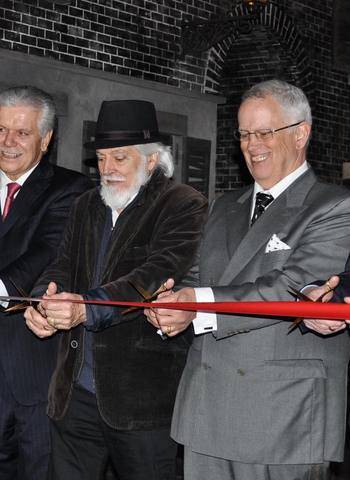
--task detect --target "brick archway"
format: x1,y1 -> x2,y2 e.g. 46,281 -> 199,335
203,3 -> 312,95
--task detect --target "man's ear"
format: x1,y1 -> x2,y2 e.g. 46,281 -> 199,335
147,151 -> 159,172
295,122 -> 311,150
41,130 -> 53,153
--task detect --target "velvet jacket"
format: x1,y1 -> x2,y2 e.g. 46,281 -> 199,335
35,169 -> 207,430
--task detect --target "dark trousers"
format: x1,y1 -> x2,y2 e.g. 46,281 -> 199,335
0,365 -> 50,480
48,385 -> 178,480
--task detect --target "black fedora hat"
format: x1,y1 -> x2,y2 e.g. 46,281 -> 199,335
85,99 -> 161,150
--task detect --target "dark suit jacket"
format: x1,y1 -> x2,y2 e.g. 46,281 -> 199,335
0,160 -> 92,405
34,168 -> 208,430
331,262 -> 350,301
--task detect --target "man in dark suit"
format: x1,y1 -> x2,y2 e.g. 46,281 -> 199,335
25,99 -> 207,480
0,85 -> 92,480
146,80 -> 350,480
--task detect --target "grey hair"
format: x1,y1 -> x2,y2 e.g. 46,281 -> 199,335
0,86 -> 56,137
135,142 -> 174,178
241,79 -> 312,126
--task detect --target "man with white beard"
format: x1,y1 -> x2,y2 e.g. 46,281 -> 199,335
99,143 -> 159,212
25,99 -> 207,480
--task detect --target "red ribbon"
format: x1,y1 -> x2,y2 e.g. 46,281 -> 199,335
2,295 -> 350,320
109,300 -> 350,320
30,297 -> 350,320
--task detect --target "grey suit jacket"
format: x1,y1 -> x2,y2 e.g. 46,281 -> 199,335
172,169 -> 350,465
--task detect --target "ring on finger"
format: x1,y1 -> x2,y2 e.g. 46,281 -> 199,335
47,318 -> 56,328
166,325 -> 172,335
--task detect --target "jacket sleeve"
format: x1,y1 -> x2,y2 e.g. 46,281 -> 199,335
211,196 -> 350,339
330,267 -> 350,302
84,187 -> 207,331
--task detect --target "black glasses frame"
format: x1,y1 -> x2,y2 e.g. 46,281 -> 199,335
235,120 -> 305,142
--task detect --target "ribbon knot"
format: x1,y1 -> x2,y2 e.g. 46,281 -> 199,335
251,192 -> 274,225
2,182 -> 21,220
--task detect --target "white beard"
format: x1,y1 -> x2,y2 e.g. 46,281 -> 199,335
99,160 -> 149,211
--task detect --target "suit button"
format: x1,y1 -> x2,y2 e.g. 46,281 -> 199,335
237,368 -> 245,376
70,340 -> 78,349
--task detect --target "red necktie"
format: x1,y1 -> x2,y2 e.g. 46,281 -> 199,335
2,182 -> 21,220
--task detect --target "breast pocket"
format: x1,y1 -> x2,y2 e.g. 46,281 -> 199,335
261,249 -> 291,270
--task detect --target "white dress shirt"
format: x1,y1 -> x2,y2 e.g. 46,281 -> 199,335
192,162 -> 309,334
111,191 -> 138,227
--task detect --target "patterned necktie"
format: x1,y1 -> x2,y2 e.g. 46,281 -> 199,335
2,182 -> 21,220
251,192 -> 274,225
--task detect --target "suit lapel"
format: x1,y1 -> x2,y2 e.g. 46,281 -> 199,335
225,188 -> 252,258
85,189 -> 108,286
102,169 -> 168,281
0,161 -> 53,238
219,169 -> 316,286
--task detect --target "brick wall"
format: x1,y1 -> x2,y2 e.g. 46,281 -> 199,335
1,0 -> 350,191
214,0 -> 350,191
216,25 -> 301,191
0,0 -> 223,91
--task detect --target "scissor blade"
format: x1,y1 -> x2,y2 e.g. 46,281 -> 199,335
287,285 -> 314,333
288,316 -> 304,333
122,282 -> 168,340
128,281 -> 150,300
4,302 -> 29,312
287,287 -> 306,333
288,286 -> 312,302
2,279 -> 33,312
122,281 -> 149,314
0,295 -> 42,303
122,281 -> 166,314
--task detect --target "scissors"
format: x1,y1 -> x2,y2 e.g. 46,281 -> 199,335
287,285 -> 333,332
124,281 -> 170,339
3,278 -> 172,340
3,279 -> 169,316
123,281 -> 168,314
3,279 -> 37,313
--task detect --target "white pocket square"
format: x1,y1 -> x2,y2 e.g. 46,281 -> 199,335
265,234 -> 291,253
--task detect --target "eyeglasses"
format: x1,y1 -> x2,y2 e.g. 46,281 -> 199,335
234,121 -> 304,142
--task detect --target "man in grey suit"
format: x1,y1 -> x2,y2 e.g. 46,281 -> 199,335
146,79 -> 350,480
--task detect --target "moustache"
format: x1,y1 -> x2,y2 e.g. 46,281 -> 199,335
101,174 -> 127,184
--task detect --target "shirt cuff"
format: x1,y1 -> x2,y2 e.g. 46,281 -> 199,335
0,279 -> 9,308
83,288 -> 116,331
192,287 -> 217,334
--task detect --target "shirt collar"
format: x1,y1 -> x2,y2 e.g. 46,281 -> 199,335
111,191 -> 138,226
0,162 -> 40,189
253,162 -> 309,200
